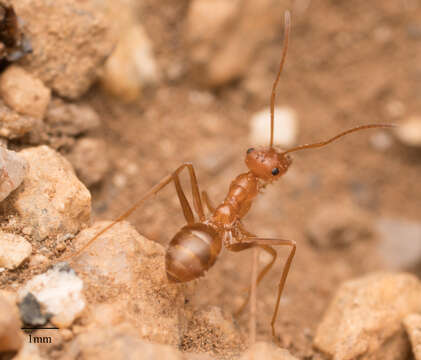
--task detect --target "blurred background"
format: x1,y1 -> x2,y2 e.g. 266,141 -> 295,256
86,0 -> 421,356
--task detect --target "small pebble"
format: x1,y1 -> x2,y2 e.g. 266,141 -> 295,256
394,116 -> 421,147
18,265 -> 86,328
370,131 -> 393,151
102,23 -> 160,102
0,65 -> 51,119
376,217 -> 421,270
0,232 -> 32,269
18,292 -> 50,326
250,106 -> 298,148
0,147 -> 28,202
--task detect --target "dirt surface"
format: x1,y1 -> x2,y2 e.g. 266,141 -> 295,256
1,0 -> 421,359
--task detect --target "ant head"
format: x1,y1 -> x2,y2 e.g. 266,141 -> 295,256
245,147 -> 292,182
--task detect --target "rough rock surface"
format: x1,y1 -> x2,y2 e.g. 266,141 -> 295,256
8,145 -> 91,240
240,342 -> 298,360
0,101 -> 38,139
18,264 -> 86,328
186,0 -> 285,86
306,202 -> 374,248
64,323 -> 183,360
14,0 -> 114,99
66,138 -> 110,186
404,314 -> 421,360
313,272 -> 421,360
181,306 -> 246,358
0,294 -> 23,353
45,98 -> 100,136
0,232 -> 32,269
0,65 -> 51,119
0,147 -> 28,202
71,221 -> 185,345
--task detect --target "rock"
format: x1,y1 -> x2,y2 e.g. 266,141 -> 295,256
313,272 -> 421,360
101,23 -> 160,102
18,263 -> 86,328
186,0 -> 285,86
376,218 -> 421,270
0,232 -> 31,269
404,314 -> 421,360
45,98 -> 100,136
65,323 -> 183,360
240,342 -> 298,360
181,306 -> 246,357
0,65 -> 51,119
18,292 -> 50,326
249,106 -> 298,148
0,101 -> 38,139
0,294 -> 23,353
13,342 -> 45,360
13,0 -> 114,99
394,116 -> 421,147
0,147 -> 27,201
306,202 -> 373,248
369,131 -> 393,151
8,145 -> 91,240
71,221 -> 185,345
66,138 -> 110,186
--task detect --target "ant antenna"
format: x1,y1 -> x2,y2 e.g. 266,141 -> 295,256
281,123 -> 396,155
269,10 -> 291,148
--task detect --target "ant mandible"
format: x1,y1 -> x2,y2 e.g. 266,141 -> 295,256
65,10 -> 393,345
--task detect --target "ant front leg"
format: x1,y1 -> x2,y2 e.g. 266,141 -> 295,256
228,236 -> 296,341
63,162 -> 205,261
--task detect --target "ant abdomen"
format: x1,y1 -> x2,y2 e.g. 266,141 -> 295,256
165,223 -> 223,283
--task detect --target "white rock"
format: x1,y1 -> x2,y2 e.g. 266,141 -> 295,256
376,218 -> 421,270
18,264 -> 86,328
101,24 -> 160,102
9,146 -> 91,240
0,65 -> 51,119
0,147 -> 28,202
395,116 -> 421,147
249,106 -> 298,148
0,232 -> 32,269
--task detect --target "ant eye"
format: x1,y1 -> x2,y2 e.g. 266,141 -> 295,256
272,168 -> 280,176
247,148 -> 255,154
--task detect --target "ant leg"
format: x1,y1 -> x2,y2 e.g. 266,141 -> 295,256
63,163 -> 203,261
202,190 -> 216,213
229,237 -> 296,340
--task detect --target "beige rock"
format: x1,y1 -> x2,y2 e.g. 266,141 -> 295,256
64,323 -> 183,360
314,272 -> 421,360
66,138 -> 110,186
0,147 -> 28,202
404,313 -> 421,360
186,0 -> 285,86
0,65 -> 51,119
13,342 -> 45,360
240,342 -> 298,360
306,202 -> 374,248
395,116 -> 421,147
0,295 -> 23,353
0,232 -> 32,269
102,23 -> 160,103
71,221 -> 185,345
9,146 -> 91,240
181,306 -> 246,357
0,102 -> 38,139
13,0 -> 114,99
45,98 -> 100,136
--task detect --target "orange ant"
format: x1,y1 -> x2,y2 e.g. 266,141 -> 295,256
65,10 -> 394,345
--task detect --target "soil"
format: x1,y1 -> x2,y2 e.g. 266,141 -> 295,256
2,0 -> 421,359
89,0 -> 420,358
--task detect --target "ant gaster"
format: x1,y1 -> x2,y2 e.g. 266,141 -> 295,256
64,10 -> 394,344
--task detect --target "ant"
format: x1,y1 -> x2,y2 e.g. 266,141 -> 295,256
64,10 -> 393,345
